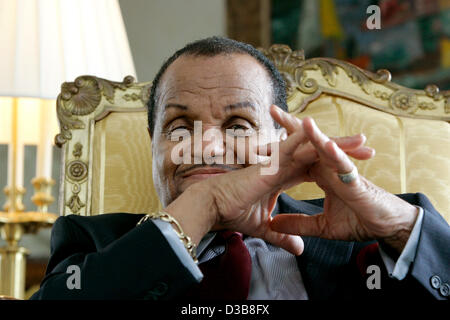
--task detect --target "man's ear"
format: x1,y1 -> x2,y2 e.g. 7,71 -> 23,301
147,127 -> 153,154
147,127 -> 152,138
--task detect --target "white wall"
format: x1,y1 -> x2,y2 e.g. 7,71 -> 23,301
119,0 -> 226,81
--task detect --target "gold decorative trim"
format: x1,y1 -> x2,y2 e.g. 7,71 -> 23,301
66,143 -> 88,182
55,75 -> 137,147
65,183 -> 85,214
139,83 -> 152,105
258,44 -> 305,97
55,74 -> 151,216
259,44 -> 450,120
425,84 -> 450,113
123,93 -> 140,101
65,143 -> 87,214
72,142 -> 83,158
67,160 -> 88,182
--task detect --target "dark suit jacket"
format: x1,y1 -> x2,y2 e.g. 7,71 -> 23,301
31,193 -> 449,300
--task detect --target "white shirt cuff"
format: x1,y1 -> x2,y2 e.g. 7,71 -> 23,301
378,206 -> 424,280
152,219 -> 203,282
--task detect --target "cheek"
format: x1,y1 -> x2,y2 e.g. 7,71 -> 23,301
154,141 -> 177,179
152,139 -> 179,202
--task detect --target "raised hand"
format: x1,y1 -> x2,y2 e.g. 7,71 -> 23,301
270,116 -> 419,253
165,105 -> 376,256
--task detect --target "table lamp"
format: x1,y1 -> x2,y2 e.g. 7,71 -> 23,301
0,0 -> 136,299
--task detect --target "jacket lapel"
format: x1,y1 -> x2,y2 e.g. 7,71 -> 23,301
296,236 -> 354,300
274,194 -> 355,300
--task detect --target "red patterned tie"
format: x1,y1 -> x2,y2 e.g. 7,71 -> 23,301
184,231 -> 252,300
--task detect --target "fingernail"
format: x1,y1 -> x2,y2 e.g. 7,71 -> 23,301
274,105 -> 284,114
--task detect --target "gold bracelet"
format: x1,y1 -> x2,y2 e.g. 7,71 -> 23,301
137,211 -> 198,263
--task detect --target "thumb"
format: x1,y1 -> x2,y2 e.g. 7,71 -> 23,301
260,225 -> 304,256
270,213 -> 325,238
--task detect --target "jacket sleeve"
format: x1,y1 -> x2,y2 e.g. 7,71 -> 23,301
407,193 -> 450,299
353,193 -> 449,300
30,215 -> 200,300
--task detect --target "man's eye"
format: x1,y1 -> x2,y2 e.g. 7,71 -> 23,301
168,126 -> 191,139
171,125 -> 188,131
229,124 -> 247,130
226,124 -> 254,137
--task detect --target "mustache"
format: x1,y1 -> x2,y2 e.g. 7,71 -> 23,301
175,163 -> 241,177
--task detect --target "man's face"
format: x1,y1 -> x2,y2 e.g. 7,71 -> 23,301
151,53 -> 278,206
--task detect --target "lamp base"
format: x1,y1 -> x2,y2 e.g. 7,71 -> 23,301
0,245 -> 28,299
0,212 -> 57,299
2,186 -> 25,213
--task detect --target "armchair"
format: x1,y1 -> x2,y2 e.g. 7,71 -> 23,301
55,45 -> 450,222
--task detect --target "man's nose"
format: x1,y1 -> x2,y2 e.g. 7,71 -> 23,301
193,126 -> 225,163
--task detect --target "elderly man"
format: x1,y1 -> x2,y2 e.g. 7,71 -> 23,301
32,37 -> 449,300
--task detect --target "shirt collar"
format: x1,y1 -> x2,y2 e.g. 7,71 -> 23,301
196,232 -> 217,257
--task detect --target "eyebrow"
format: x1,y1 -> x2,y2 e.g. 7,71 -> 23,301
225,101 -> 256,112
164,101 -> 256,112
164,103 -> 189,111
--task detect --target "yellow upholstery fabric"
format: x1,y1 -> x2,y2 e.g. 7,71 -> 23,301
91,111 -> 161,214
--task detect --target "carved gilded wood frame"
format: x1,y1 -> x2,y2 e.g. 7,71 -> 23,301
259,45 -> 450,120
56,45 -> 449,216
56,76 -> 151,216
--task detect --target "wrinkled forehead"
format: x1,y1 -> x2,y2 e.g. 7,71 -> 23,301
156,54 -> 273,107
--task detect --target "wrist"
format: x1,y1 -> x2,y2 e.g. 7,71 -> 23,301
138,211 -> 199,262
379,204 -> 419,254
164,182 -> 217,246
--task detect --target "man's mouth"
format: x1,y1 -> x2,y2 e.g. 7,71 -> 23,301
182,168 -> 230,180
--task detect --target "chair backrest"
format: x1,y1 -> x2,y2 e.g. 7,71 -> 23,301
56,45 -> 450,221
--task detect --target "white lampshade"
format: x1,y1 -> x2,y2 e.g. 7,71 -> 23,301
0,98 -> 13,144
0,0 -> 136,186
1,1 -> 136,299
0,0 -> 137,99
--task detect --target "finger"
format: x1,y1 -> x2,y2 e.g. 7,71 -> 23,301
251,130 -> 305,158
302,117 -> 331,151
332,134 -> 376,160
345,146 -> 375,160
261,227 -> 305,255
253,104 -> 307,157
292,142 -> 319,168
270,213 -> 326,238
237,135 -> 277,164
255,131 -> 308,175
279,130 -> 309,158
255,121 -> 308,166
242,137 -> 271,164
303,118 -> 355,173
254,141 -> 273,156
299,117 -> 371,154
325,140 -> 356,174
291,141 -> 373,173
332,134 -> 366,150
270,105 -> 303,135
